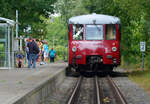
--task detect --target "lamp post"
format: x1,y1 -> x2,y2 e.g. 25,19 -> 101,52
16,10 -> 19,51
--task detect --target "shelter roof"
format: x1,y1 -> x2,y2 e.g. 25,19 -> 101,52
68,13 -> 120,24
0,17 -> 16,26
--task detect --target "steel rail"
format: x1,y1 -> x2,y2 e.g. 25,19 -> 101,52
107,75 -> 128,104
94,76 -> 103,104
67,76 -> 83,104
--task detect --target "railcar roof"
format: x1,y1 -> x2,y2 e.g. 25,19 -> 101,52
68,13 -> 120,24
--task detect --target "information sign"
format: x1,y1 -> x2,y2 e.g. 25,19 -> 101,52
140,42 -> 146,52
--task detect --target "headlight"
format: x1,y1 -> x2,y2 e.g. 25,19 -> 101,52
112,47 -> 117,52
72,46 -> 77,52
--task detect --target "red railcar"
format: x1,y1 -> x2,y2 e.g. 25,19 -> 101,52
67,13 -> 121,73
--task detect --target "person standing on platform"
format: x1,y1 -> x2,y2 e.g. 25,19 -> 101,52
39,41 -> 45,65
25,38 -> 30,61
43,40 -> 49,62
27,38 -> 39,68
49,48 -> 56,62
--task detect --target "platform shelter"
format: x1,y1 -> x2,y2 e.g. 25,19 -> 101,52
0,17 -> 16,69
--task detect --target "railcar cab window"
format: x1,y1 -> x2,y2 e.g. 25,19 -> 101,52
105,24 -> 116,40
73,24 -> 83,40
85,25 -> 103,40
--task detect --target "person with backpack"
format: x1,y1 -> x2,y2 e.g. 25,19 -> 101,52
49,48 -> 56,62
27,38 -> 39,68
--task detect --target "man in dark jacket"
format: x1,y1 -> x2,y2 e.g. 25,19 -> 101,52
27,38 -> 39,68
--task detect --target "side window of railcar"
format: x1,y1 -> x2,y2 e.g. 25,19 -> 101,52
73,24 -> 83,40
105,24 -> 116,40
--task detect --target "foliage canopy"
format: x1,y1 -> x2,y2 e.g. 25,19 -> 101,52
0,0 -> 56,38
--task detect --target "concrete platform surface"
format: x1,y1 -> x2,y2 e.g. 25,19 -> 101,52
0,62 -> 67,104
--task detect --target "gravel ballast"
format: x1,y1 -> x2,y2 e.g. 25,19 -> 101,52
113,69 -> 150,104
43,77 -> 77,104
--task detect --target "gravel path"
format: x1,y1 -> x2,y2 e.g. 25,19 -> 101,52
113,68 -> 150,104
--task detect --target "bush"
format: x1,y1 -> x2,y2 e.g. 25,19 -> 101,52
53,45 -> 68,61
144,54 -> 150,69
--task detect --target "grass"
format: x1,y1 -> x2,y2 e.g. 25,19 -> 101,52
128,69 -> 150,95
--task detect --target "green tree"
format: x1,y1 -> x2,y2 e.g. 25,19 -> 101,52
0,0 -> 56,38
56,0 -> 88,24
45,16 -> 68,60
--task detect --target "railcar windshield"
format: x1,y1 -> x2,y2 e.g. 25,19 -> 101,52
85,25 -> 103,40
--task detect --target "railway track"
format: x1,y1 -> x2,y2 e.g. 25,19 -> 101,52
67,76 -> 83,104
66,76 -> 103,104
94,76 -> 103,104
66,75 -> 127,104
106,75 -> 127,104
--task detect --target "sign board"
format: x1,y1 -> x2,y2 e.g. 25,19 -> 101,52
13,39 -> 18,51
140,42 -> 146,52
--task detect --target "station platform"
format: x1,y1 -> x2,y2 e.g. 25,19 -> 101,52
0,62 -> 67,104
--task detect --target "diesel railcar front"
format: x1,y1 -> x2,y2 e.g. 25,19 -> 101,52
67,13 -> 121,74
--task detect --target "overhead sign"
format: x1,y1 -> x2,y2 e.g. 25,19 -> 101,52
140,42 -> 146,52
